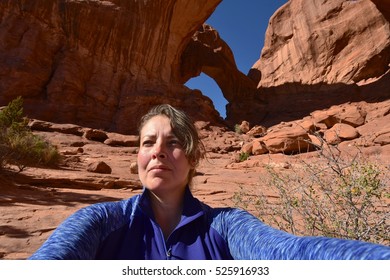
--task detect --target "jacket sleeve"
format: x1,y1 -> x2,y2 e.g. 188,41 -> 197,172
28,199 -> 134,260
28,204 -> 109,260
212,208 -> 390,260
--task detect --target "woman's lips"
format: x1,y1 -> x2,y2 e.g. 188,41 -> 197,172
149,165 -> 171,171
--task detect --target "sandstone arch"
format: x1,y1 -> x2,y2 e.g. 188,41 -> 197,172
180,24 -> 263,126
0,0 -> 224,134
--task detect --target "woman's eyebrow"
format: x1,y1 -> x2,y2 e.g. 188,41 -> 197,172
141,133 -> 177,139
140,134 -> 155,140
166,133 -> 178,138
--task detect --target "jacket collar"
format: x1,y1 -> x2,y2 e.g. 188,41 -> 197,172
138,186 -> 205,227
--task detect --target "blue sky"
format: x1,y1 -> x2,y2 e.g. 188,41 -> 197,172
185,0 -> 288,118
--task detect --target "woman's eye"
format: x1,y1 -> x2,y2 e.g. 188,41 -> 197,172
142,140 -> 153,147
169,139 -> 182,147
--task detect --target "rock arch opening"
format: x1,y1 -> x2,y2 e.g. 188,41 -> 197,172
185,73 -> 228,118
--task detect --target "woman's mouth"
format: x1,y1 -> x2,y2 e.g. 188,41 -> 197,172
150,165 -> 171,172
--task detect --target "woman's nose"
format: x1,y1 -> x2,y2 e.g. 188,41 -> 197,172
152,143 -> 166,159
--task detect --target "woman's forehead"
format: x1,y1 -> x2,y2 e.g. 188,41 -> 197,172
140,115 -> 175,136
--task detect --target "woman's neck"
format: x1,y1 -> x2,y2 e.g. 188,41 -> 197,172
148,188 -> 185,240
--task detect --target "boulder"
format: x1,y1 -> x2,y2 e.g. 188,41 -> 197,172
104,133 -> 139,147
357,112 -> 390,146
129,162 -> 138,175
239,121 -> 250,134
241,142 -> 253,155
252,140 -> 268,155
311,105 -> 366,128
28,120 -> 84,136
247,125 -> 267,137
324,123 -> 360,145
87,161 -> 112,174
83,129 -> 108,142
261,125 -> 313,154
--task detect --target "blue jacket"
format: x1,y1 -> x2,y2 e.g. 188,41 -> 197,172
29,188 -> 390,260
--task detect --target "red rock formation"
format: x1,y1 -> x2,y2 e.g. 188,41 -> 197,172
182,1 -> 390,128
240,100 -> 390,155
252,0 -> 390,87
0,0 -> 224,134
180,23 -> 264,128
0,0 -> 389,133
180,24 -> 257,102
1,99 -> 389,259
239,0 -> 390,128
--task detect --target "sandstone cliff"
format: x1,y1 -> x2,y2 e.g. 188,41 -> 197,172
252,0 -> 390,87
238,0 -> 390,128
1,1 -> 390,260
0,0 -> 224,134
0,0 -> 389,133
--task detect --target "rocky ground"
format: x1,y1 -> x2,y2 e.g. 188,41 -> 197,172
0,100 -> 389,259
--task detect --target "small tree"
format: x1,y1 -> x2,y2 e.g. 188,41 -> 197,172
0,97 -> 60,171
0,96 -> 26,128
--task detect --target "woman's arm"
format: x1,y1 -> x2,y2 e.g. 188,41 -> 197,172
213,208 -> 390,260
28,205 -> 109,260
28,197 -> 137,260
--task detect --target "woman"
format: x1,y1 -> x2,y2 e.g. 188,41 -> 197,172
29,104 -> 390,259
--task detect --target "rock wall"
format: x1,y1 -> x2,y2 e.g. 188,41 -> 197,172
181,0 -> 390,127
252,0 -> 390,87
234,0 -> 390,128
0,0 -> 223,134
0,0 -> 389,133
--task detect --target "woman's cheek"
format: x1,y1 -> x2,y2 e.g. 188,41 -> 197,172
137,149 -> 150,170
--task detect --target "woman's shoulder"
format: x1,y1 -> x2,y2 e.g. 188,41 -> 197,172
72,194 -> 142,221
201,203 -> 250,216
200,203 -> 257,225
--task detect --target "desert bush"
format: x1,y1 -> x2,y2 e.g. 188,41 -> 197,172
234,124 -> 242,134
0,97 -> 60,171
0,96 -> 26,129
239,151 -> 250,162
233,143 -> 389,245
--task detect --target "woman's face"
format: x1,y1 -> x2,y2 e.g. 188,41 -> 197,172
137,115 -> 192,195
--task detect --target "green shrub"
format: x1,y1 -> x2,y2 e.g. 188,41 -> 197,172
234,124 -> 242,134
233,144 -> 389,245
239,151 -> 250,162
0,96 -> 26,128
0,97 -> 60,171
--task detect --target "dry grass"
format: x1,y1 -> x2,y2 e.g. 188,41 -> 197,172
233,142 -> 389,245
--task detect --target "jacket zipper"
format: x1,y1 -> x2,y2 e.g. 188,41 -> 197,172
156,225 -> 173,260
162,231 -> 172,260
166,247 -> 172,259
136,197 -> 174,259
